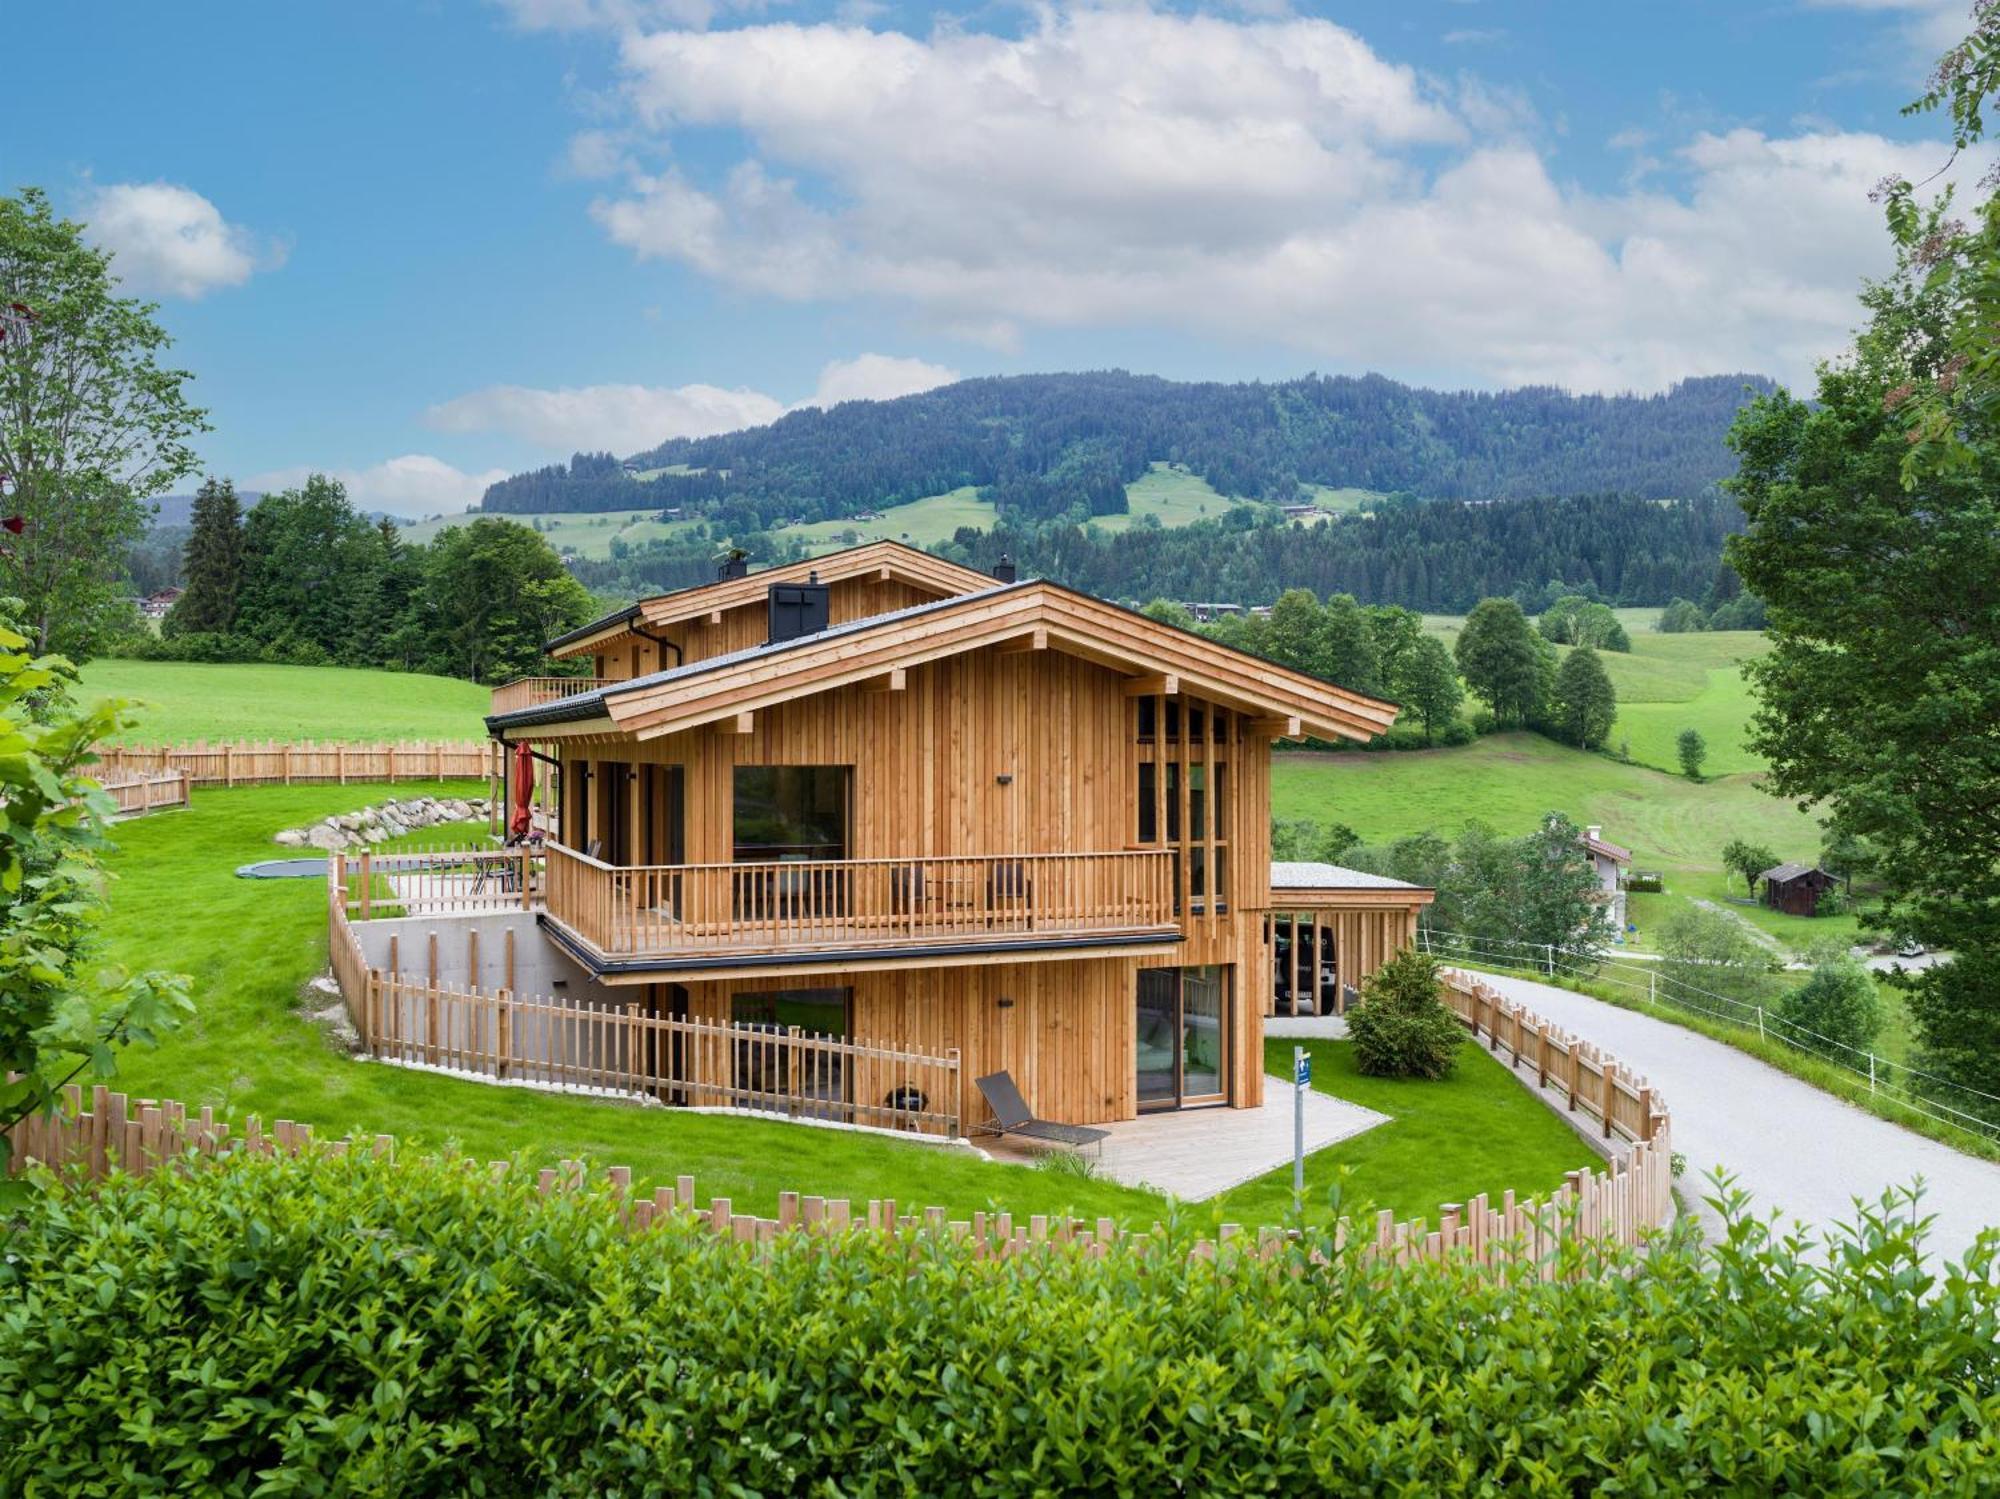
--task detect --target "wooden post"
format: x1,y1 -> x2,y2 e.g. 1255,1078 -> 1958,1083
496,990 -> 512,1079
358,850 -> 373,920
337,743 -> 347,785
1603,1061 -> 1616,1138
284,744 -> 294,785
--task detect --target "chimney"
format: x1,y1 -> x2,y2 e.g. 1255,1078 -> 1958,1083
718,551 -> 749,581
768,569 -> 831,644
1585,825 -> 1602,842
992,554 -> 1017,584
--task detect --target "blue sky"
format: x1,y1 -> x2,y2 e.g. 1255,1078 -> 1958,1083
3,0 -> 1979,514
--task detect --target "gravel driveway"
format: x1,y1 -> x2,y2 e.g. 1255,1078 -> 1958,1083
1475,971 -> 2000,1267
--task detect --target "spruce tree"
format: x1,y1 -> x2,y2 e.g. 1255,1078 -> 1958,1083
164,478 -> 244,637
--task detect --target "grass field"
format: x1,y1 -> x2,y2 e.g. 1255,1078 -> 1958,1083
1092,463 -> 1234,533
784,486 -> 996,553
1273,732 -> 1846,955
399,507 -> 703,560
81,660 -> 491,744
91,783 -> 1594,1227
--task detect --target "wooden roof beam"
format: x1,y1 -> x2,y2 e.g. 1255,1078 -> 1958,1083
863,667 -> 907,692
996,628 -> 1047,656
1122,673 -> 1178,698
1252,715 -> 1304,739
721,711 -> 755,735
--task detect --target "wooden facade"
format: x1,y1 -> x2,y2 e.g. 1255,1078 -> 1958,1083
490,544 -> 1401,1128
1264,867 -> 1434,1018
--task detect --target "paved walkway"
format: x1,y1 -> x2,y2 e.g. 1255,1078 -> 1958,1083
1090,1076 -> 1387,1200
1477,971 -> 2000,1265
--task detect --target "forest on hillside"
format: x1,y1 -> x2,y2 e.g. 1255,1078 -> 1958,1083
480,370 -> 1773,523
568,491 -> 1743,613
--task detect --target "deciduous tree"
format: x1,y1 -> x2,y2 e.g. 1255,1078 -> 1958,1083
0,608 -> 190,1187
1719,838 -> 1777,898
1676,727 -> 1707,780
1453,597 -> 1544,726
1550,645 -> 1617,749
1395,634 -> 1463,743
0,188 -> 206,656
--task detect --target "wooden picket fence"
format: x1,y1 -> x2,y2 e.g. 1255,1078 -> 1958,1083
97,739 -> 489,789
4,1076 -> 1673,1272
97,769 -> 191,817
1438,970 -> 1666,1145
2,958 -> 1675,1275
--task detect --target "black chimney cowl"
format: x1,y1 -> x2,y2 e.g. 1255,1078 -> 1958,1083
718,551 -> 749,580
768,569 -> 831,643
992,555 -> 1017,583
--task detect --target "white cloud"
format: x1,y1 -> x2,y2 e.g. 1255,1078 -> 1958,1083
573,7 -> 1982,390
82,182 -> 278,299
245,456 -> 508,519
424,354 -> 956,458
800,353 -> 958,408
426,381 -> 786,452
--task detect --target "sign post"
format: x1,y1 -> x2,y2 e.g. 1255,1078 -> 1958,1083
1292,1045 -> 1311,1211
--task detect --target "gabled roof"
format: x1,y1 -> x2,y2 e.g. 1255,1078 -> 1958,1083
1759,862 -> 1826,884
494,579 -> 1400,743
1581,832 -> 1632,863
547,540 -> 996,656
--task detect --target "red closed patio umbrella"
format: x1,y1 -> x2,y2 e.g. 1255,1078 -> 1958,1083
509,740 -> 535,841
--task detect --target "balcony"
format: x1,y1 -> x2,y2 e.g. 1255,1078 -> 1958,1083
490,675 -> 608,716
540,842 -> 1181,971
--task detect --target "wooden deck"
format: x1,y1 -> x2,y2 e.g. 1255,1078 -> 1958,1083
540,840 -> 1180,965
985,1077 -> 1388,1200
489,675 -> 607,715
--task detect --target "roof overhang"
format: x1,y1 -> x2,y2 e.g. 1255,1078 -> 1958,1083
549,580 -> 1399,744
547,541 -> 996,659
1267,886 -> 1437,909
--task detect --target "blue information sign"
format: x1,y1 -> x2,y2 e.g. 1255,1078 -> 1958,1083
1294,1052 -> 1312,1087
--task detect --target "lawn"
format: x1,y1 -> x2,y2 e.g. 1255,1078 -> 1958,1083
81,660 -> 492,744
1216,1036 -> 1601,1224
91,783 -> 1607,1229
94,783 -> 1166,1224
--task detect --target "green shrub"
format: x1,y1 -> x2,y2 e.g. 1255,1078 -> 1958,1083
1778,958 -> 1884,1060
1,1151 -> 1995,1495
1346,947 -> 1464,1079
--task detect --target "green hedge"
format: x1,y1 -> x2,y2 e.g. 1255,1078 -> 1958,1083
1,1151 -> 1996,1495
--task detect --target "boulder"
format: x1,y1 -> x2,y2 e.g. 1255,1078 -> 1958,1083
306,823 -> 348,852
275,828 -> 307,847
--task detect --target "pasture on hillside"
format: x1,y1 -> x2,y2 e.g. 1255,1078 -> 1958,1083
80,660 -> 492,744
1273,732 -> 1845,954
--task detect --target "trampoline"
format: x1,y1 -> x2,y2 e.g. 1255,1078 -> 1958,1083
236,858 -> 332,879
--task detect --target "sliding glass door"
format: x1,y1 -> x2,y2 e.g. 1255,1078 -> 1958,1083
1136,965 -> 1231,1110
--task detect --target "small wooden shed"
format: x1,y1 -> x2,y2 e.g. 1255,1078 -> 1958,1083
1759,862 -> 1839,917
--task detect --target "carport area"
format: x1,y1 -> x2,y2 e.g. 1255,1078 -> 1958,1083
1266,862 -> 1434,1018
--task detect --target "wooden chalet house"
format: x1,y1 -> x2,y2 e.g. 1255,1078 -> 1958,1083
485,542 -> 1396,1126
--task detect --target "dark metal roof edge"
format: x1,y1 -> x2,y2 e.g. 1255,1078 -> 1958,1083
545,603 -> 642,654
537,914 -> 1182,976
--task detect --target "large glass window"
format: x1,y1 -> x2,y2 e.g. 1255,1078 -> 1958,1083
1136,763 -> 1227,844
733,766 -> 850,861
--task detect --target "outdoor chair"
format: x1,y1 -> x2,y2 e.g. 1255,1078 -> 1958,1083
972,1071 -> 1107,1155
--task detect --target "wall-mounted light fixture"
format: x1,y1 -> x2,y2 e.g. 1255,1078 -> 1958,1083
995,773 -> 1014,786
995,995 -> 1015,1009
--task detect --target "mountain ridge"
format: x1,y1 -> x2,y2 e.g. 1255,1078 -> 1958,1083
478,368 -> 1777,523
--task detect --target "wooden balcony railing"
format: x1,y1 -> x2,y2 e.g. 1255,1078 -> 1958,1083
489,675 -> 608,716
542,842 -> 1179,961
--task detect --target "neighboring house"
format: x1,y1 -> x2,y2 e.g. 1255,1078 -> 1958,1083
1579,824 -> 1632,931
482,540 -> 1399,1126
1760,862 -> 1839,917
1266,863 -> 1435,1018
139,587 -> 183,619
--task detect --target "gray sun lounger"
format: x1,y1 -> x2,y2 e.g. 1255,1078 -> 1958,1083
974,1071 -> 1109,1154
